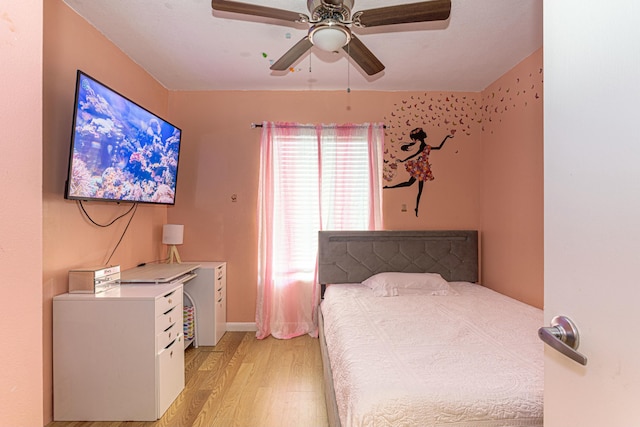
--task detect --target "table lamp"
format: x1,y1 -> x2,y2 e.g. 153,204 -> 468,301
162,224 -> 184,264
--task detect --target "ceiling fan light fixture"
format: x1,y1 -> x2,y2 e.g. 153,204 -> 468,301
309,22 -> 351,52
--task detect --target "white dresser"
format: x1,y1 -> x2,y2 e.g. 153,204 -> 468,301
53,281 -> 185,421
185,262 -> 227,346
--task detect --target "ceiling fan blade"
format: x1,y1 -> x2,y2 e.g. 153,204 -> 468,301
342,35 -> 385,76
211,0 -> 302,23
355,0 -> 451,27
270,37 -> 314,71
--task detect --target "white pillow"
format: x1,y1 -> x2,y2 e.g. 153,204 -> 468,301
362,272 -> 455,297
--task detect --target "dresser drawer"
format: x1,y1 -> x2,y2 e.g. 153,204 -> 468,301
157,333 -> 185,417
215,264 -> 225,279
216,282 -> 224,301
155,288 -> 182,315
156,305 -> 180,334
215,299 -> 226,339
157,321 -> 180,352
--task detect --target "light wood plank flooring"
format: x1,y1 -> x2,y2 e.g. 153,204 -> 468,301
47,332 -> 329,427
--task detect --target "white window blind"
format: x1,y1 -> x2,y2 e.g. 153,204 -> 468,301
271,128 -> 373,280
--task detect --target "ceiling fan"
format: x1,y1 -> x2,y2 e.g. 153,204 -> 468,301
211,0 -> 451,76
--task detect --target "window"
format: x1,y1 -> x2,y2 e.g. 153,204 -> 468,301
256,122 -> 384,339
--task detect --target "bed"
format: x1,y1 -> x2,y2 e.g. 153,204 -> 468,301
318,230 -> 543,427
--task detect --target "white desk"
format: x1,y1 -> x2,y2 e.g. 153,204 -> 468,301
53,262 -> 226,421
183,261 -> 227,346
53,281 -> 186,421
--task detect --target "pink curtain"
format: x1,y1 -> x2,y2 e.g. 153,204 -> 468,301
256,122 -> 384,339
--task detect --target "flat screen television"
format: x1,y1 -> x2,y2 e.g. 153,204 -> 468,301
64,70 -> 182,205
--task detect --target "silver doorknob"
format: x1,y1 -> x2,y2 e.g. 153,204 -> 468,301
538,315 -> 587,366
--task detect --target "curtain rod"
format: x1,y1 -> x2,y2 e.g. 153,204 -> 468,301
250,123 -> 386,129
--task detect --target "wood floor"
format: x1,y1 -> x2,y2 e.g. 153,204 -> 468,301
47,332 -> 329,427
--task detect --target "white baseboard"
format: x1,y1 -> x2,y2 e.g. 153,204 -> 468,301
226,322 -> 257,332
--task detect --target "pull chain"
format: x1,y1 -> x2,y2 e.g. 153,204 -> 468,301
347,42 -> 351,93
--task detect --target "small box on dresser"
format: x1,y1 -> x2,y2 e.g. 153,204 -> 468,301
184,262 -> 227,346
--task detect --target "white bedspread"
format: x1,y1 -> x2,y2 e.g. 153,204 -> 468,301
321,282 -> 543,427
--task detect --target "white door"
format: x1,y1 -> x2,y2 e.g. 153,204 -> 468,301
544,1 -> 640,425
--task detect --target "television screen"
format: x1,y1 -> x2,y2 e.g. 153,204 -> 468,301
65,71 -> 181,205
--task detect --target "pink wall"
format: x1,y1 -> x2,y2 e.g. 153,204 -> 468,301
167,63 -> 543,320
33,1 -> 543,423
0,2 -> 44,426
167,91 -> 483,323
41,0 -> 172,422
480,49 -> 544,308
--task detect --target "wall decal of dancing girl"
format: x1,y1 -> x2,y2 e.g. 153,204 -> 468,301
384,127 -> 453,217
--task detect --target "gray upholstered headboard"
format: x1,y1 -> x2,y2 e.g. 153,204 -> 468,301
318,230 -> 478,284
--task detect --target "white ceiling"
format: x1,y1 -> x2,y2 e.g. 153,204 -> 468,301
61,0 -> 542,92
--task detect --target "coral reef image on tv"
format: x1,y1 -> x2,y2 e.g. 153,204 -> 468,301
65,71 -> 181,205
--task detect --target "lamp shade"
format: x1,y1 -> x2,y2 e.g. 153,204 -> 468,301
162,224 -> 184,245
309,24 -> 351,52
